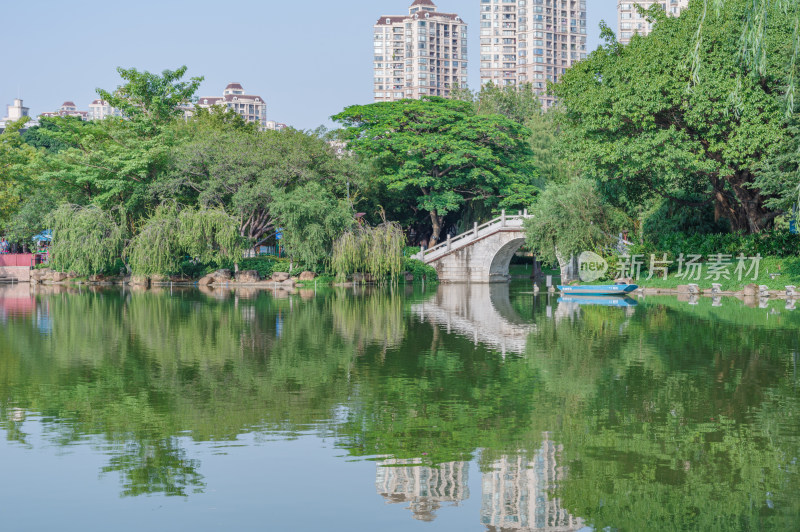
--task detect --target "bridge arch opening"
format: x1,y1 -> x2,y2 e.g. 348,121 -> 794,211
488,237 -> 527,282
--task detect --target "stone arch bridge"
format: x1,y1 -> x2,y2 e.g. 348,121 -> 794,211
413,211 -> 531,283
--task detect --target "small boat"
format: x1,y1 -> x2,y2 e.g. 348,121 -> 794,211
558,296 -> 638,307
558,284 -> 638,296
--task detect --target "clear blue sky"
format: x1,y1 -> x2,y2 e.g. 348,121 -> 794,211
0,0 -> 618,130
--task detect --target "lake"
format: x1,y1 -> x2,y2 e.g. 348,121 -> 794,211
0,283 -> 798,531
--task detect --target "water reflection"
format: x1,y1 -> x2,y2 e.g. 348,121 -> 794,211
0,283 -> 799,530
481,439 -> 583,531
411,284 -> 535,355
376,459 -> 470,522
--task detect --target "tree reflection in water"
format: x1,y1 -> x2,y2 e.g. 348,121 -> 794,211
0,284 -> 798,530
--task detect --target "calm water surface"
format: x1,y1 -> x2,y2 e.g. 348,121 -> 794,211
0,283 -> 798,531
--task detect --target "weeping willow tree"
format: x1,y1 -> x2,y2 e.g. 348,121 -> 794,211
127,205 -> 244,276
47,204 -> 125,275
331,223 -> 405,281
693,0 -> 799,113
126,205 -> 183,275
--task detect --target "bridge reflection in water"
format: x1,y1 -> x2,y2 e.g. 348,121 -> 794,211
410,284 -> 536,356
406,284 -> 586,530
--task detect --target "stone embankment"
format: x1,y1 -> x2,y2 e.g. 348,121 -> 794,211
635,283 -> 797,300
24,268 -> 317,288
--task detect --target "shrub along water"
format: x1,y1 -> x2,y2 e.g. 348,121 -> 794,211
630,231 -> 800,260
331,223 -> 405,282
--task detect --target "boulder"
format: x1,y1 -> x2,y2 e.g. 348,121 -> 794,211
271,272 -> 290,282
89,274 -> 105,283
351,273 -> 365,283
281,279 -> 296,288
404,272 -> 415,282
150,274 -> 168,283
30,269 -> 52,282
742,284 -> 758,297
236,270 -> 260,283
211,269 -> 232,281
66,271 -> 79,279
298,271 -> 317,281
197,275 -> 214,286
51,272 -> 68,283
130,275 -> 150,287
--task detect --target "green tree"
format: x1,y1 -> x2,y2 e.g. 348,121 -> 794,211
4,189 -> 58,245
755,120 -> 800,213
20,116 -> 75,153
333,97 -> 537,245
693,0 -> 799,113
161,126 -> 355,249
523,178 -> 625,274
27,67 -> 203,220
453,82 -> 542,124
526,110 -> 580,184
555,1 -> 796,233
47,204 -> 125,274
126,204 -> 245,276
97,65 -> 203,124
0,119 -> 35,230
331,222 -> 406,280
269,182 -> 354,269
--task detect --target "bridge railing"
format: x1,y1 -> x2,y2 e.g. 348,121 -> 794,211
414,210 -> 532,262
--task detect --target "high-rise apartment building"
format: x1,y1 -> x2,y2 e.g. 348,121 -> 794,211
479,0 -> 587,109
618,0 -> 689,44
373,0 -> 468,102
196,83 -> 268,130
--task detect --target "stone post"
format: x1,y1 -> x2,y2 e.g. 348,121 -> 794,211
474,222 -> 478,237
447,234 -> 452,252
501,209 -> 506,227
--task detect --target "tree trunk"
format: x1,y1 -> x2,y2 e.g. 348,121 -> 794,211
729,170 -> 778,233
555,246 -> 575,283
429,210 -> 444,247
712,173 -> 779,234
711,175 -> 749,232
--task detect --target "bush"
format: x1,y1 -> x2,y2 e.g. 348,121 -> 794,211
629,231 -> 800,261
237,257 -> 314,278
403,258 -> 438,282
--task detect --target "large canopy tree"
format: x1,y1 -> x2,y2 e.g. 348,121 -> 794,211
160,124 -> 356,250
554,1 -> 797,234
21,66 -> 203,223
333,97 -> 537,245
0,119 -> 35,230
